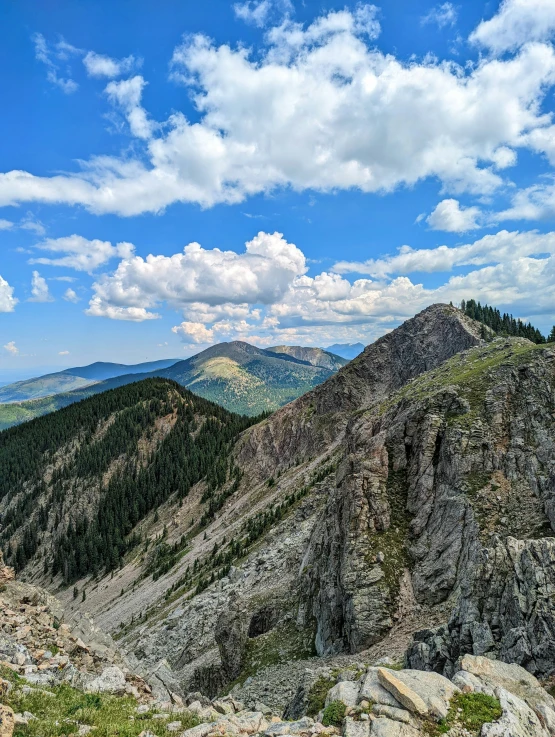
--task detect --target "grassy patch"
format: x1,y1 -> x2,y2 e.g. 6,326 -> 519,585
365,463 -> 410,610
237,620 -> 316,684
322,700 -> 346,728
306,676 -> 336,717
425,692 -> 502,736
5,681 -> 198,737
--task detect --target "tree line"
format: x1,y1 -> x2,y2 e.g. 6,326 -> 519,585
460,299 -> 555,344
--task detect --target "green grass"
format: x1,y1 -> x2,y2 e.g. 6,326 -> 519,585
236,620 -> 317,685
321,700 -> 346,727
306,676 -> 336,717
4,680 -> 198,737
426,692 -> 502,736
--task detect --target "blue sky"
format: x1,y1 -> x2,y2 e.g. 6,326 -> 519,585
1,0 -> 555,373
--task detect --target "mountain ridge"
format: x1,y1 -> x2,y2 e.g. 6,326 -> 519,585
0,341 -> 345,428
3,303 -> 555,727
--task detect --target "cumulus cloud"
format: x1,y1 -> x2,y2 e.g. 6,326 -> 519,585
63,288 -> 80,303
172,321 -> 215,344
470,0 -> 555,54
0,219 -> 13,230
86,231 -> 306,321
105,76 -> 153,139
7,10 -> 555,215
3,341 -> 18,355
0,276 -> 17,312
83,51 -> 138,78
30,235 -> 134,272
426,198 -> 482,232
58,350 -> 70,355
79,226 -> 555,348
421,2 -> 458,28
28,271 -> 53,302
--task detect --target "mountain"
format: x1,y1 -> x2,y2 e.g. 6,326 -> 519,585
0,358 -> 180,403
325,342 -> 365,360
267,345 -> 348,371
4,303 -> 555,722
0,341 -> 339,429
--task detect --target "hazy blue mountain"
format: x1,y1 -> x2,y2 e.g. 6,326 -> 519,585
324,342 -> 365,360
0,358 -> 180,403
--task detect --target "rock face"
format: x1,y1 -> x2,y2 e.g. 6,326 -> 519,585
114,308 -> 555,696
235,304 -> 484,482
407,536 -> 555,677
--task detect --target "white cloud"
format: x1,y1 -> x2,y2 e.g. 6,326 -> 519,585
58,350 -> 70,355
0,276 -> 17,312
29,271 -> 53,302
172,321 -> 215,344
30,235 -> 134,272
426,198 -> 482,232
32,33 -> 78,94
334,229 -> 555,278
421,3 -> 458,28
0,219 -> 13,230
3,341 -> 18,355
72,227 -> 555,345
63,288 -> 80,303
496,180 -> 555,221
83,51 -> 138,78
7,11 -> 555,215
234,0 -> 273,27
19,216 -> 46,235
86,231 -> 306,321
105,76 -> 153,139
470,0 -> 555,54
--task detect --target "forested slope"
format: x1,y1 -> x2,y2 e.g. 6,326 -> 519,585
0,378 -> 258,583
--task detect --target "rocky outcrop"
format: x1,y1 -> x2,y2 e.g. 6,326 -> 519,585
235,304 -> 484,482
407,536 -> 555,677
281,656 -> 555,737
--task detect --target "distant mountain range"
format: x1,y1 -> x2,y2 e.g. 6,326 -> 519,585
0,342 -> 347,429
0,359 -> 181,403
325,342 -> 365,360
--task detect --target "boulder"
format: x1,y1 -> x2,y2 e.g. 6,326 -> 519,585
0,705 -> 14,737
481,687 -> 550,737
343,717 -> 370,737
326,682 -> 360,708
383,669 -> 458,719
372,706 -> 410,724
85,665 -> 126,694
359,670 -> 402,708
376,670 -> 428,717
369,718 -> 421,737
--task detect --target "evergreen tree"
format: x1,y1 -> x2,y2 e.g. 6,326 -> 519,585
549,326 -> 555,343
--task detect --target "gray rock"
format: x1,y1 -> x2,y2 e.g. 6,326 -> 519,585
372,705 -> 410,723
326,682 -> 360,708
370,717 -> 421,737
84,666 -> 126,694
359,669 -> 402,708
343,717 -> 370,737
481,687 -> 549,737
382,669 -> 458,719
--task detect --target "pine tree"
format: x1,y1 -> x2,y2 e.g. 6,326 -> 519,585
549,326 -> 555,343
